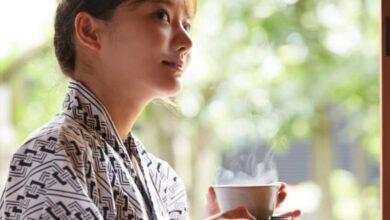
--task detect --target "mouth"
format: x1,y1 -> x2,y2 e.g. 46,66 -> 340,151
162,60 -> 184,72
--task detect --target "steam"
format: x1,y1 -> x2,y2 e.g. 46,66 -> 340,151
216,147 -> 278,185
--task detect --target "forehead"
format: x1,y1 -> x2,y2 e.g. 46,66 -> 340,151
125,0 -> 196,19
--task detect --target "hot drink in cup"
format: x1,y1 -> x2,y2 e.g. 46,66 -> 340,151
213,183 -> 279,220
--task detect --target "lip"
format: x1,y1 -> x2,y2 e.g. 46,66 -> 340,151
162,60 -> 184,71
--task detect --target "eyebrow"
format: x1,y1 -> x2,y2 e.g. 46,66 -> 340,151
149,0 -> 174,7
134,0 -> 192,20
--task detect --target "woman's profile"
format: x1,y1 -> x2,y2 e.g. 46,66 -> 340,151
0,0 -> 300,219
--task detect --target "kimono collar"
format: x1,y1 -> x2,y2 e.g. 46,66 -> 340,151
62,80 -> 129,150
62,80 -> 168,219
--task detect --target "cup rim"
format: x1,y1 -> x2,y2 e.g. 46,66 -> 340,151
213,183 -> 279,188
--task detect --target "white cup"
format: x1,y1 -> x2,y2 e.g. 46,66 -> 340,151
214,184 -> 279,220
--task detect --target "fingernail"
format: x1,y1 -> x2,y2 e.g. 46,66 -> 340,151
294,209 -> 302,216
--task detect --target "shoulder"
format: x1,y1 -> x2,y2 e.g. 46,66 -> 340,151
3,114 -> 87,191
12,114 -> 95,159
0,115 -> 102,219
10,115 -> 70,163
2,113 -> 100,196
6,114 -> 104,188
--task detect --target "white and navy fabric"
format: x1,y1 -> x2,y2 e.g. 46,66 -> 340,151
0,80 -> 188,220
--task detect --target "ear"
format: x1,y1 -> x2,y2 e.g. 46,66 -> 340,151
74,12 -> 103,51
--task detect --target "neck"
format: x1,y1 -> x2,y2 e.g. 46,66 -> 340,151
73,71 -> 153,141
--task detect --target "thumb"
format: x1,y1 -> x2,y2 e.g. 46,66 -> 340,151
206,186 -> 220,216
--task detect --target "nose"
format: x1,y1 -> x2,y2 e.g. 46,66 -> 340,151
172,25 -> 193,58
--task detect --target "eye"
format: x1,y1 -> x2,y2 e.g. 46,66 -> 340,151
155,9 -> 170,22
183,22 -> 191,32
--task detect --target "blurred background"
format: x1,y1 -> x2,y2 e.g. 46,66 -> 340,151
0,0 -> 379,219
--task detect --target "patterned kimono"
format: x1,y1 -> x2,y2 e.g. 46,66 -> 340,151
0,81 -> 188,220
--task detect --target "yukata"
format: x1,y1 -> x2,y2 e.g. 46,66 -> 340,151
0,80 -> 188,220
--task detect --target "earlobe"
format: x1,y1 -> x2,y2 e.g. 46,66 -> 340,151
74,12 -> 101,51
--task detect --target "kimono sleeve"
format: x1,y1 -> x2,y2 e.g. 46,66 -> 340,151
0,137 -> 103,220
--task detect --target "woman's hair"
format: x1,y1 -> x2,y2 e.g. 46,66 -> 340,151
54,0 -> 197,77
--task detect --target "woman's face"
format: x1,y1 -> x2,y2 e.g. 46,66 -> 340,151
98,0 -> 193,99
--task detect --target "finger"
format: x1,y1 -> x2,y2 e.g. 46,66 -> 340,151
206,186 -> 221,216
276,191 -> 287,208
207,186 -> 216,200
277,209 -> 302,218
277,182 -> 286,192
221,206 -> 256,219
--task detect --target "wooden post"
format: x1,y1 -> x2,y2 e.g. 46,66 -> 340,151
382,1 -> 390,219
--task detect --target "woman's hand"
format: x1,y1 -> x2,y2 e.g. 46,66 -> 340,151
206,186 -> 221,217
205,206 -> 255,220
205,187 -> 255,219
205,183 -> 302,219
275,183 -> 301,219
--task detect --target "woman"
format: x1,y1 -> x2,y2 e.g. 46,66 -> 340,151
0,0 -> 301,219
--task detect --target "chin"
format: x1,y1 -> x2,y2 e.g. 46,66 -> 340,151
158,78 -> 182,97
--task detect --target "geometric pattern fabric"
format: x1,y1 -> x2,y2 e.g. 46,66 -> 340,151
0,81 -> 188,219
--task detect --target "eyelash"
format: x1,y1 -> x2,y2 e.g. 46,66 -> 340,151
183,22 -> 191,32
155,9 -> 170,22
155,9 -> 191,32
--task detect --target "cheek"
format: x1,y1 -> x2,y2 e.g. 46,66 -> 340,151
113,26 -> 168,60
100,23 -> 173,85
135,22 -> 171,47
